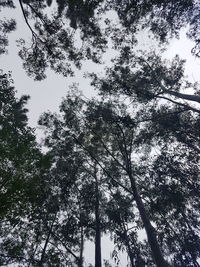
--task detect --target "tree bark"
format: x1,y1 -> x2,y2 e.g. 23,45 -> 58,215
95,169 -> 102,267
166,90 -> 200,104
78,224 -> 84,267
129,175 -> 170,267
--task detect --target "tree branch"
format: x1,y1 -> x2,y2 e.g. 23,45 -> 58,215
138,56 -> 200,105
18,0 -> 45,44
156,95 -> 200,114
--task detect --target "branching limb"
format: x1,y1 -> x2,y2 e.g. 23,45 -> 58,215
157,95 -> 200,114
18,0 -> 45,44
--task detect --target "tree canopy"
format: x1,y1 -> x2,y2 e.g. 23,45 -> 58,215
0,1 -> 200,266
1,0 -> 199,79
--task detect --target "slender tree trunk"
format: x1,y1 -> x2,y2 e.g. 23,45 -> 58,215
78,224 -> 84,267
128,174 -> 170,267
39,215 -> 56,266
95,169 -> 102,267
122,223 -> 135,267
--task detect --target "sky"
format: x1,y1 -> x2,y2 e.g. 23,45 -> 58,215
1,2 -> 200,266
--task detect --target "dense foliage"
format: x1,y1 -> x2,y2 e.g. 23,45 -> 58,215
1,0 -> 199,79
0,1 -> 200,266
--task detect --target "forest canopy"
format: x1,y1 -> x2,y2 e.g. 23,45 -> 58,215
0,1 -> 200,267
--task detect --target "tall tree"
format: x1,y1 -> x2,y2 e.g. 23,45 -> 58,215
90,48 -> 200,265
0,72 -> 85,266
0,70 -> 39,218
83,100 -> 170,266
56,91 -> 200,266
40,91 -> 169,266
39,91 -> 113,267
1,72 -> 199,266
0,71 -> 46,265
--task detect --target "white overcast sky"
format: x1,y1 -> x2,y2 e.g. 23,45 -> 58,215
1,2 -> 200,266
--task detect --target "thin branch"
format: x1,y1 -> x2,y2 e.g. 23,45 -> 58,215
90,127 -> 128,172
72,133 -> 133,194
69,103 -> 128,172
115,121 -> 132,168
19,0 -> 37,40
117,107 -> 190,129
39,213 -> 57,266
18,0 -> 45,44
51,232 -> 80,261
25,2 -> 47,25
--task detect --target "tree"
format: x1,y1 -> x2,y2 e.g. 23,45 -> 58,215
0,71 -> 83,266
37,110 -> 89,267
0,70 -> 39,218
0,1 -> 199,80
1,1 -> 200,266
46,89 -> 200,266
0,71 -> 47,265
90,47 -> 200,265
106,0 -> 199,54
0,69 -> 199,266
38,91 -> 170,266
92,50 -> 199,105
84,99 -> 171,266
39,91 -> 113,267
132,104 -> 200,266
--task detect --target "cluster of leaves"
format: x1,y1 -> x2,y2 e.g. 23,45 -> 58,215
1,65 -> 200,265
0,1 -> 16,55
1,0 -> 108,80
0,0 -> 199,79
1,1 -> 200,266
0,72 -> 96,266
38,82 -> 200,266
0,70 -> 44,265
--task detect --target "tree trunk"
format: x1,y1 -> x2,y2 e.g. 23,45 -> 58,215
140,56 -> 200,105
95,170 -> 102,267
122,223 -> 135,267
166,90 -> 200,104
39,215 -> 56,266
129,175 -> 170,267
78,224 -> 84,267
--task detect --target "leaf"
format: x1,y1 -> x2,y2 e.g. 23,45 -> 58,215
46,0 -> 52,6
